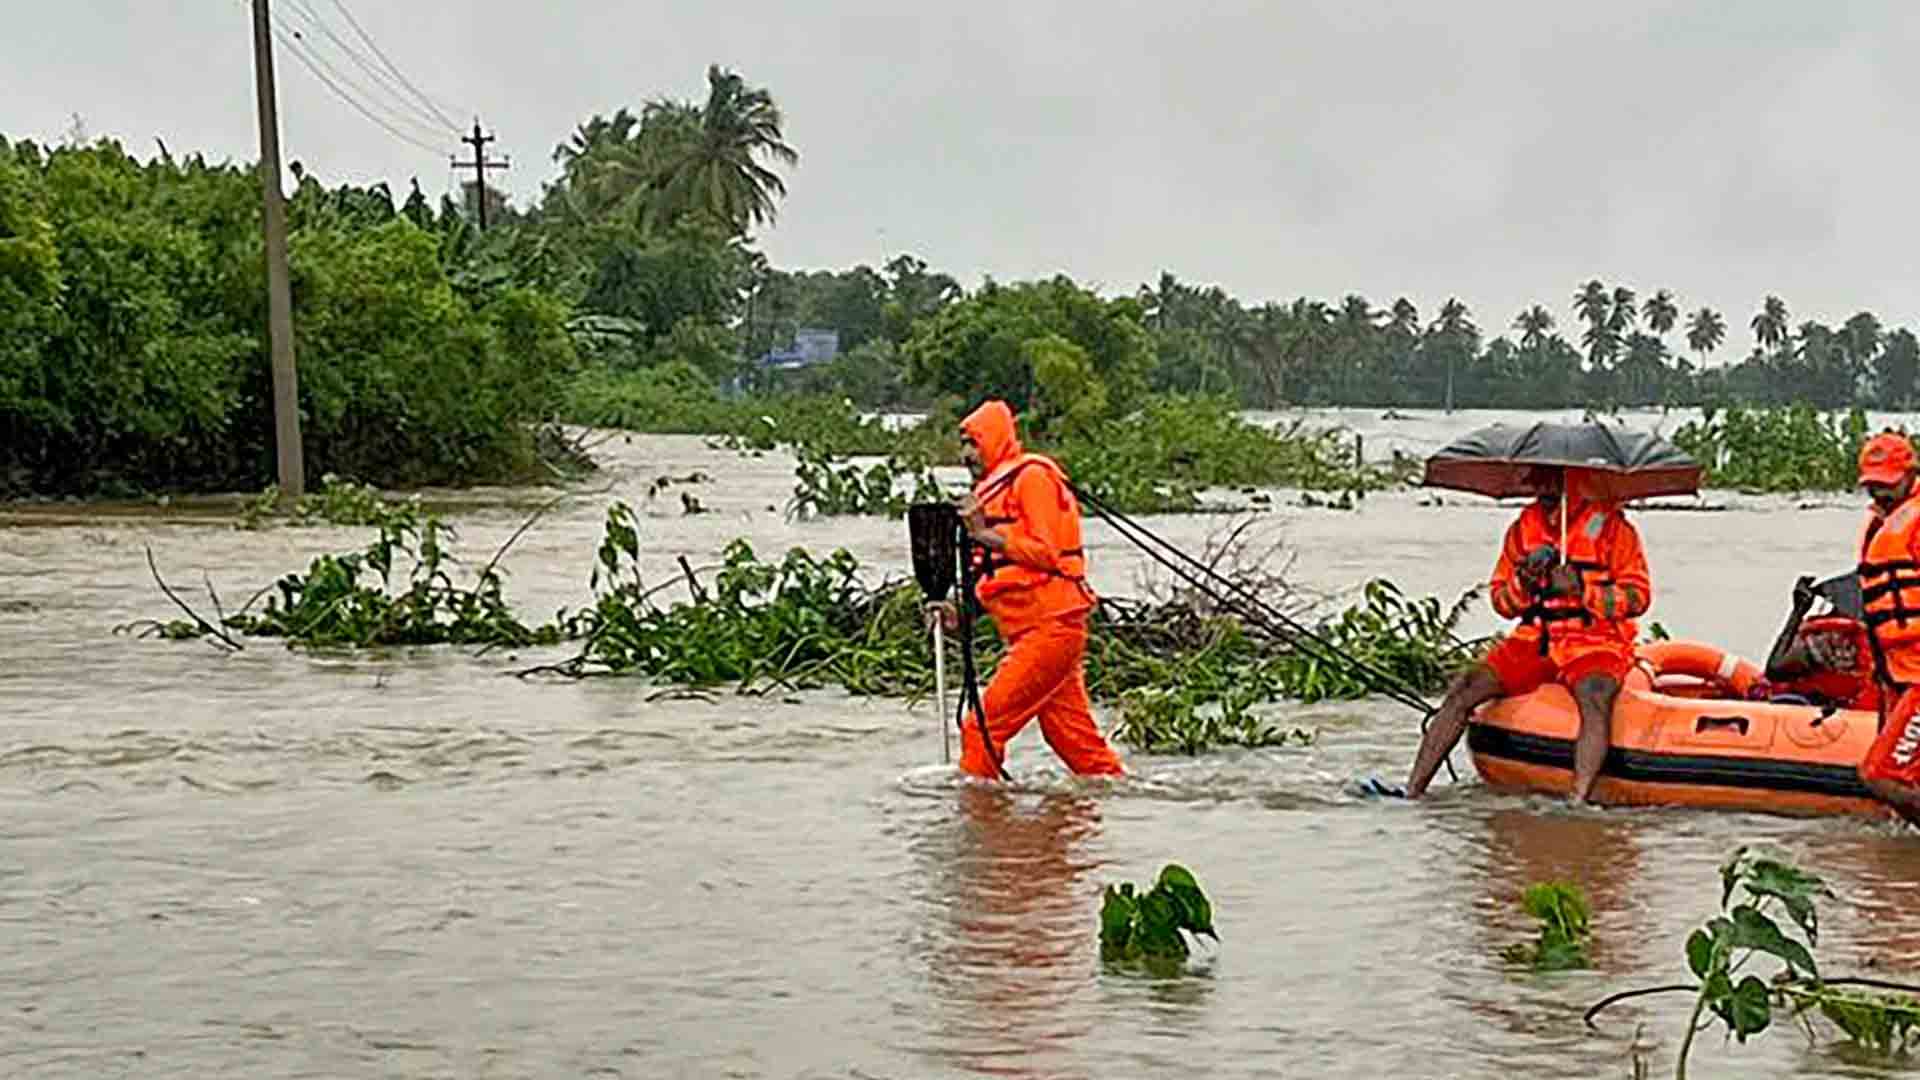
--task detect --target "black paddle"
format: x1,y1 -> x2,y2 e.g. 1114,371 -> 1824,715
907,503 -> 1002,778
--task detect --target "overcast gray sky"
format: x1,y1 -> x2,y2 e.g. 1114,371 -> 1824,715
11,2 -> 1920,348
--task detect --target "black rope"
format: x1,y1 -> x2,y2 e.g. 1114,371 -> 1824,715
955,532 -> 1004,780
1072,483 -> 1439,711
1069,482 -> 1459,782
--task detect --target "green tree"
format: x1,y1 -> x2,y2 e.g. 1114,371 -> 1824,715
1513,305 -> 1555,351
1646,289 -> 1679,337
1877,329 -> 1920,407
641,66 -> 798,235
1573,280 -> 1616,371
1686,307 -> 1726,365
903,276 -> 1152,423
1752,295 -> 1791,354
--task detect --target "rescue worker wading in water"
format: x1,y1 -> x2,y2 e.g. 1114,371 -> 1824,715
1406,466 -> 1651,803
928,400 -> 1127,779
1853,432 -> 1920,825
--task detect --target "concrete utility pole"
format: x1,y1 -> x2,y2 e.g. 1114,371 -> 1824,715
250,0 -> 305,498
455,120 -> 509,230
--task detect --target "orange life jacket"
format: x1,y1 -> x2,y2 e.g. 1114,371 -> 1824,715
1860,494 -> 1920,686
1783,614 -> 1881,711
1508,499 -> 1638,644
959,399 -> 1096,635
970,452 -> 1094,607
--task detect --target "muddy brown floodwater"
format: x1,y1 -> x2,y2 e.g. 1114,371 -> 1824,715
5,410 -> 1920,1078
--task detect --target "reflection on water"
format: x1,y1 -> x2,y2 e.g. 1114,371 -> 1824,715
915,787 -> 1104,1079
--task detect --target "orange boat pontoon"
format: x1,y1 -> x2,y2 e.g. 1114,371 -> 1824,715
1468,640 -> 1889,818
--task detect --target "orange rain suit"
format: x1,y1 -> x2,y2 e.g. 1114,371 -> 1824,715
1480,491 -> 1651,694
1858,493 -> 1920,785
955,400 -> 1126,779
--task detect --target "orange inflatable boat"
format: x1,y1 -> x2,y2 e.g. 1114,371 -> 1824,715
1469,640 -> 1888,818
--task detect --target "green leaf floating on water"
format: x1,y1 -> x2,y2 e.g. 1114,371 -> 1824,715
1100,863 -> 1215,972
1504,881 -> 1591,972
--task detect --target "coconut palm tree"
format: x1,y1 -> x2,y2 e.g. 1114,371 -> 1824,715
1388,298 -> 1419,336
1572,280 -> 1614,369
1645,289 -> 1679,337
1751,295 -> 1790,354
1430,298 -> 1477,412
1685,307 -> 1726,365
624,66 -> 799,235
1608,286 -> 1639,336
1513,305 -> 1555,351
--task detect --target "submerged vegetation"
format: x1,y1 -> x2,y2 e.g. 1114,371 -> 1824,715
1501,882 -> 1593,972
1587,848 -> 1920,1077
1669,406 -> 1873,493
125,502 -> 558,650
136,500 -> 1473,752
1100,864 -> 1217,973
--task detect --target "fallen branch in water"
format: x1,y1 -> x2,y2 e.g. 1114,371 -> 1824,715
145,545 -> 242,652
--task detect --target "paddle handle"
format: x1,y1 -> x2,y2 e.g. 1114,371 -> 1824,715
934,620 -> 950,763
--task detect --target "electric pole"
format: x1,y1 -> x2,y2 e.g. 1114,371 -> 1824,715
250,0 -> 305,498
455,121 -> 509,230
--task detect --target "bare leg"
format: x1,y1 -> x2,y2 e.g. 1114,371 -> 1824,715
1570,673 -> 1622,804
1407,665 -> 1504,798
1863,776 -> 1920,828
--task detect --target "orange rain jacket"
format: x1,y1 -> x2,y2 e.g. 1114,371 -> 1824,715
1487,492 -> 1651,649
959,401 -> 1095,638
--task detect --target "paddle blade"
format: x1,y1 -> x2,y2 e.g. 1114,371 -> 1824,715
908,502 -> 960,601
1813,572 -> 1864,621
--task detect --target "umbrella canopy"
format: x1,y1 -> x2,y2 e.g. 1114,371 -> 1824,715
1422,421 -> 1703,502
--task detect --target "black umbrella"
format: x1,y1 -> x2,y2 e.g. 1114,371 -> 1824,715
1422,421 -> 1703,503
1423,420 -> 1703,567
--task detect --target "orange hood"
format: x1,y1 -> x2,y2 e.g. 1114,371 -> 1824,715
961,399 -> 1023,474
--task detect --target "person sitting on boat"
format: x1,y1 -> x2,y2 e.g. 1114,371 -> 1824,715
1753,574 -> 1879,712
1759,436 -> 1913,711
930,399 -> 1127,779
1406,466 -> 1650,803
1853,431 -> 1920,824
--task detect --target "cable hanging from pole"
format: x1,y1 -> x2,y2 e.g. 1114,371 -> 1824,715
282,0 -> 461,138
271,24 -> 448,155
232,0 -> 450,155
323,0 -> 466,132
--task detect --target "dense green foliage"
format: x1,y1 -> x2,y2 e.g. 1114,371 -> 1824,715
1100,864 -> 1216,973
0,138 -> 576,497
125,506 -> 556,649
1668,406 -> 1872,493
1136,275 -> 1920,411
21,55 -> 1914,505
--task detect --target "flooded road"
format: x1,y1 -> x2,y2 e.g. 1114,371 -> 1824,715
6,411 -> 1920,1078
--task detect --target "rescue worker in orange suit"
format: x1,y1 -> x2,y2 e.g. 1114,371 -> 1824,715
1757,433 -> 1908,713
930,399 -> 1127,779
1407,466 -> 1651,803
1853,432 -> 1920,825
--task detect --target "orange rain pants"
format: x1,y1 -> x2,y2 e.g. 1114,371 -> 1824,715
957,615 -> 1126,778
1862,686 -> 1920,787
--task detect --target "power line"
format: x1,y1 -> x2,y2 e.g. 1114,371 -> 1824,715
279,0 -> 454,138
229,0 -> 449,155
323,0 -> 464,133
272,23 -> 446,154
